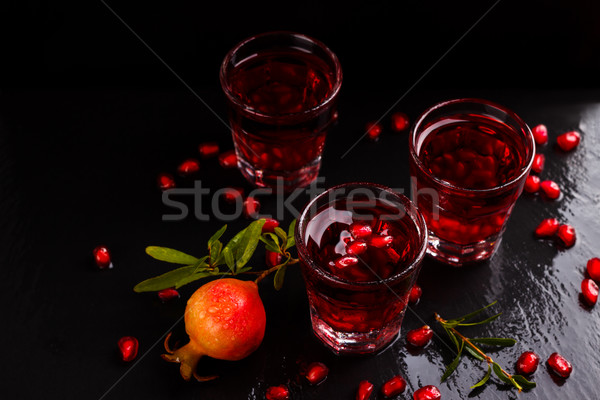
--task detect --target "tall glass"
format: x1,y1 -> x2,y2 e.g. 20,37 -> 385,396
220,31 -> 342,191
409,98 -> 535,266
295,183 -> 428,354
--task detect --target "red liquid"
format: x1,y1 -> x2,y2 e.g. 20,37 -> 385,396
412,115 -> 529,245
226,50 -> 337,186
300,199 -> 421,334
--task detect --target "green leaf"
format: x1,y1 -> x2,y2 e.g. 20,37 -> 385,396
234,219 -> 266,271
260,234 -> 282,254
444,327 -> 460,352
173,271 -> 216,288
458,313 -> 502,327
274,227 -> 288,242
145,246 -> 199,265
492,362 -> 512,385
464,345 -> 485,361
441,340 -> 464,382
134,265 -> 200,292
273,264 -> 287,290
512,375 -> 536,390
285,219 -> 297,250
470,337 -> 516,347
222,247 -> 234,271
237,266 -> 252,274
470,365 -> 492,389
451,300 -> 498,323
217,226 -> 249,265
208,224 -> 227,248
209,240 -> 223,266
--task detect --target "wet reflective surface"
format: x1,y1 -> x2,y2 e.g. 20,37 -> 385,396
1,89 -> 599,399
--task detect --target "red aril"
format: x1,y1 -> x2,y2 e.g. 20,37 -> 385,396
368,235 -> 394,248
305,362 -> 329,385
547,352 -> 572,378
381,375 -> 407,398
118,336 -> 139,362
93,245 -> 113,269
557,224 -> 576,247
532,124 -> 548,145
335,255 -> 359,269
223,187 -> 244,204
556,131 -> 581,151
265,385 -> 289,400
218,150 -> 238,168
347,240 -> 368,256
198,142 -> 220,159
177,159 -> 200,176
262,218 -> 280,233
243,197 -> 260,219
366,121 -> 383,141
540,180 -> 560,199
391,112 -> 410,132
586,257 -> 600,281
157,173 -> 175,190
356,380 -> 374,400
516,351 -> 540,375
524,175 -> 541,193
581,278 -> 599,306
531,154 -> 545,174
534,218 -> 559,237
349,222 -> 372,239
409,284 -> 422,304
413,385 -> 441,400
157,288 -> 180,302
266,250 -> 283,268
406,325 -> 433,347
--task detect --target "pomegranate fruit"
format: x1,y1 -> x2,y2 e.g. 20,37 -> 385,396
366,121 -> 383,141
406,325 -> 433,347
391,112 -> 410,132
540,180 -> 560,200
413,385 -> 441,400
262,218 -> 280,233
531,154 -> 545,174
547,352 -> 572,378
118,336 -> 139,362
157,288 -> 180,302
158,173 -> 176,190
532,124 -> 548,145
587,257 -> 600,281
381,375 -> 407,398
305,362 -> 329,385
556,131 -> 580,151
198,142 -> 220,159
162,279 -> 266,381
557,224 -> 576,247
93,245 -> 113,269
516,351 -> 540,375
524,175 -> 541,194
581,278 -> 599,306
409,284 -> 422,304
266,250 -> 283,268
265,385 -> 290,400
534,218 -> 559,238
356,380 -> 374,400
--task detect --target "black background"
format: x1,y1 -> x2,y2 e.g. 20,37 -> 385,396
1,1 -> 600,399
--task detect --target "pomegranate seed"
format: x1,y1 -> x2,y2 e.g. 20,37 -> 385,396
406,325 -> 433,347
262,218 -> 280,233
266,250 -> 283,268
366,121 -> 383,141
218,150 -> 238,168
391,112 -> 410,132
157,288 -> 180,302
350,223 -> 372,239
347,240 -> 368,256
223,187 -> 244,204
177,158 -> 200,176
157,173 -> 175,190
557,224 -> 576,247
556,131 -> 581,151
356,380 -> 374,400
524,174 -> 541,193
540,180 -> 560,199
305,362 -> 329,385
586,257 -> 600,281
413,385 -> 441,400
531,154 -> 545,174
117,336 -> 139,362
335,255 -> 359,269
532,124 -> 548,145
516,351 -> 540,375
409,284 -> 422,304
581,278 -> 599,306
381,375 -> 407,398
547,352 -> 572,378
534,218 -> 559,237
243,197 -> 260,219
93,245 -> 113,269
368,235 -> 394,248
265,385 -> 289,400
198,141 -> 220,159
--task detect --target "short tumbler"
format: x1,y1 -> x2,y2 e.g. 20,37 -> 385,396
409,98 -> 535,266
220,31 -> 342,191
295,183 -> 428,354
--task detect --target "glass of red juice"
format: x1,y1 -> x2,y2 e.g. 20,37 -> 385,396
409,98 -> 535,266
219,32 -> 342,191
295,183 -> 428,354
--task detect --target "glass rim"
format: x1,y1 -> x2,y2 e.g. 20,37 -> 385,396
295,182 -> 428,288
409,98 -> 536,195
219,31 -> 343,120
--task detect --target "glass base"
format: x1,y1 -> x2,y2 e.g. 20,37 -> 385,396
426,234 -> 501,266
309,308 -> 402,355
237,156 -> 321,192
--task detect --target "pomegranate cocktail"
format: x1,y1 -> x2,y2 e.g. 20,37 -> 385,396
296,183 -> 427,354
410,98 -> 535,266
